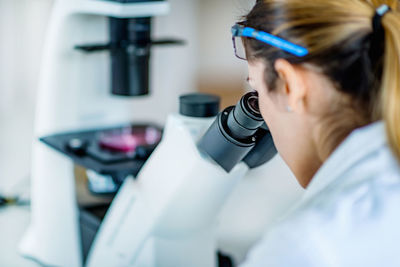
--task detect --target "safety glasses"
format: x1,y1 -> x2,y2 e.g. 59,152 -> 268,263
231,24 -> 309,60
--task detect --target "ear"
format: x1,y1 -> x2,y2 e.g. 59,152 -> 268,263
274,59 -> 308,113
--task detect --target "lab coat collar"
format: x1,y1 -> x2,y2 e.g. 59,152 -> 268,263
302,121 -> 386,202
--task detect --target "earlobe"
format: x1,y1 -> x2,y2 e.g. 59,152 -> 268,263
274,59 -> 307,113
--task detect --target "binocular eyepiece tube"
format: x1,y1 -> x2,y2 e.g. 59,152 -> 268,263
198,91 -> 268,172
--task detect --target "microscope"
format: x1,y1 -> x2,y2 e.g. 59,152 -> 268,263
19,0 -> 280,266
19,0 -> 183,266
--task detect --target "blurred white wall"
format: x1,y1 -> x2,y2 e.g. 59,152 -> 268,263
0,0 -> 53,193
198,0 -> 251,82
196,0 -> 253,108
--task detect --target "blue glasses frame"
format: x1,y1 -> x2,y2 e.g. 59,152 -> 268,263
231,24 -> 309,59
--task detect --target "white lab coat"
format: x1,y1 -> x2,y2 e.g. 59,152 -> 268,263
241,121 -> 400,267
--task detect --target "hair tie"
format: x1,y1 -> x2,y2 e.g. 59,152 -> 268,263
372,4 -> 391,33
369,5 -> 391,69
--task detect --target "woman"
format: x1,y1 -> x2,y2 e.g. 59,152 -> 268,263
234,0 -> 400,266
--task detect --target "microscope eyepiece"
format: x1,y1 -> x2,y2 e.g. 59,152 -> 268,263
198,91 -> 269,172
227,91 -> 264,141
246,94 -> 260,115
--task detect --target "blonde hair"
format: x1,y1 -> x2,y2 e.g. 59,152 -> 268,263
241,0 -> 400,162
381,1 -> 400,161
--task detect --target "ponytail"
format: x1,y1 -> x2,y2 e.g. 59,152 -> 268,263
381,6 -> 400,162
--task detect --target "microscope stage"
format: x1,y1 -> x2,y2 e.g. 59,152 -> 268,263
40,124 -> 162,178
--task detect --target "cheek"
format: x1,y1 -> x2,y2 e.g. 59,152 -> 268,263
258,91 -> 287,156
258,91 -> 278,132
